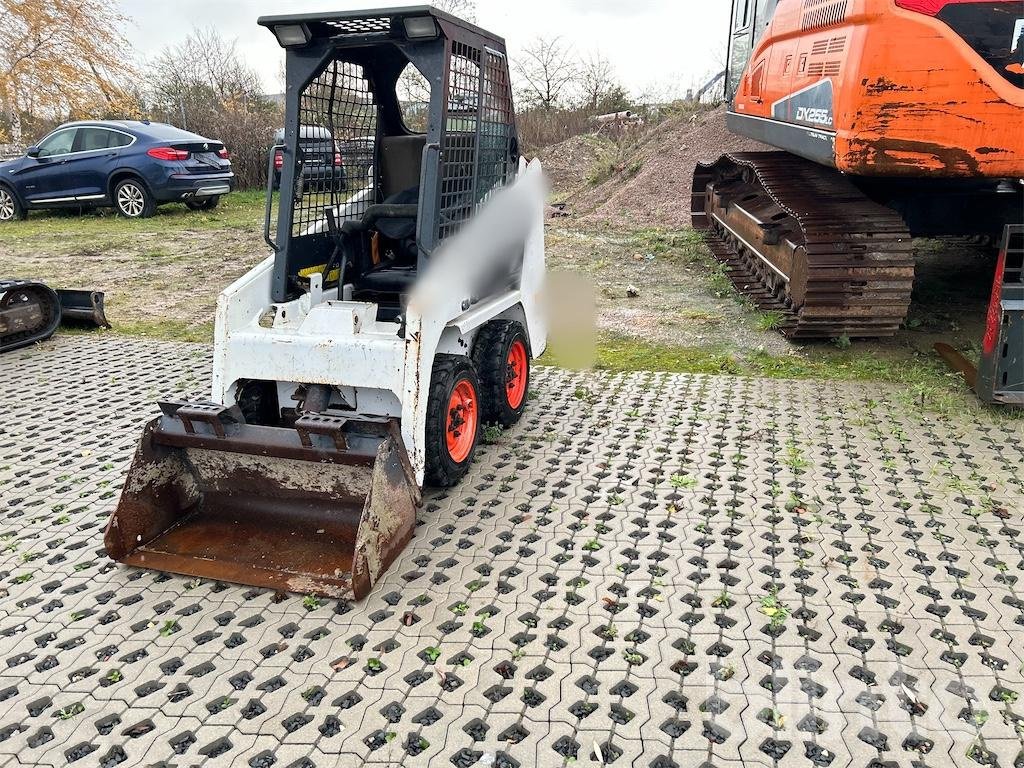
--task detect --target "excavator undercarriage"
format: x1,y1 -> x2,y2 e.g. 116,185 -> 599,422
692,152 -> 915,339
0,280 -> 109,353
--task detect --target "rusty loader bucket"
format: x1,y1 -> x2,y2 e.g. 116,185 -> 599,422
104,403 -> 419,600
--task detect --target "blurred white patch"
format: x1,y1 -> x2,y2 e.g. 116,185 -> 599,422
409,165 -> 548,317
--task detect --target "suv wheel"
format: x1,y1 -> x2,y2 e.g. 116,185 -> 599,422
114,179 -> 155,218
0,187 -> 25,222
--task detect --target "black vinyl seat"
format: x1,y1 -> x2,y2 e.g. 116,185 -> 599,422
350,135 -> 427,314
357,264 -> 418,294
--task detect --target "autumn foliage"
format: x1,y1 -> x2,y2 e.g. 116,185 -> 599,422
0,0 -> 138,144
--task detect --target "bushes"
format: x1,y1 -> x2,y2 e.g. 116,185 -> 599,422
518,108 -> 596,154
169,98 -> 279,191
145,29 -> 281,190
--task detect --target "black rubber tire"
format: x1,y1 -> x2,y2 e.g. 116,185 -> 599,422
472,320 -> 531,428
424,355 -> 481,488
113,178 -> 156,219
0,185 -> 26,222
186,196 -> 220,211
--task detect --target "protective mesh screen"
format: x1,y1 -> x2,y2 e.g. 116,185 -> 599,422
438,42 -> 481,242
437,43 -> 516,242
292,61 -> 378,237
478,50 -> 515,205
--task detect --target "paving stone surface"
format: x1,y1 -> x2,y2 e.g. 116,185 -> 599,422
2,335 -> 1024,767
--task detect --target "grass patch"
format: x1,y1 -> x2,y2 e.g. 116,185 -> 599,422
540,333 -> 1006,416
628,228 -> 706,260
587,334 -> 949,383
59,320 -> 212,344
2,190 -> 269,248
587,142 -> 643,186
755,311 -> 785,332
110,320 -> 214,344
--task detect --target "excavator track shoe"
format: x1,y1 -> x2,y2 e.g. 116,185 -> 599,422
0,280 -> 62,353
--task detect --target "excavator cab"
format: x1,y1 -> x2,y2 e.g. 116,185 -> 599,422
105,7 -> 533,600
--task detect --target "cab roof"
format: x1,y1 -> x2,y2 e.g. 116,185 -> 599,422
257,5 -> 505,47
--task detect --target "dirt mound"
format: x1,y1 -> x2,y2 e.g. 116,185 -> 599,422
556,106 -> 769,230
536,134 -> 610,202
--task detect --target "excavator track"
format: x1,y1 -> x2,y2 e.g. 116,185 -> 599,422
0,280 -> 62,354
692,152 -> 915,339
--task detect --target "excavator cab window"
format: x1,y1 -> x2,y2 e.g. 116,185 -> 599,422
728,0 -> 755,99
733,0 -> 752,30
754,0 -> 779,36
936,2 -> 1024,87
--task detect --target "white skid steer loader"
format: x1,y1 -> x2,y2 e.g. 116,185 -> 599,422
105,7 -> 546,600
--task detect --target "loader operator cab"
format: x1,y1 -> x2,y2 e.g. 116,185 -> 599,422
260,7 -> 519,323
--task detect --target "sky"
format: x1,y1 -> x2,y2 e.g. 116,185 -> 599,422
117,0 -> 729,100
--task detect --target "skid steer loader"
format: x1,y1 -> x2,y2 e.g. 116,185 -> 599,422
105,7 -> 546,600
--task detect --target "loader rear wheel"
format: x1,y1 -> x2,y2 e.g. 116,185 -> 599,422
473,320 -> 531,428
425,355 -> 481,487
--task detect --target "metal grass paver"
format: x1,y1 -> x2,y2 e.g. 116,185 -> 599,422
1,337 -> 1024,767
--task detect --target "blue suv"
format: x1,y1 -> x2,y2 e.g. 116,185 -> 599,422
0,120 -> 235,221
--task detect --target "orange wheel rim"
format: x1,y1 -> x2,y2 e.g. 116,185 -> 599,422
505,339 -> 528,409
446,379 -> 477,463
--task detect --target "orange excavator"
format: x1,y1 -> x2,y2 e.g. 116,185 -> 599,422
693,0 -> 1024,363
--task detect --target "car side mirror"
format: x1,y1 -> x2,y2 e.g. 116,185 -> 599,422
26,146 -> 40,158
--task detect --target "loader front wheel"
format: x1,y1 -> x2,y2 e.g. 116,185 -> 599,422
473,320 -> 531,428
425,355 -> 481,487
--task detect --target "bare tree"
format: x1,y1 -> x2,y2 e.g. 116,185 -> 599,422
513,36 -> 578,111
149,28 -> 265,119
397,64 -> 430,105
146,28 -> 279,188
578,53 -> 616,111
433,0 -> 477,21
396,0 -> 477,114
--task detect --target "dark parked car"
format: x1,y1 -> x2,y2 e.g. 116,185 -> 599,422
271,126 -> 345,192
0,120 -> 234,221
338,135 -> 375,191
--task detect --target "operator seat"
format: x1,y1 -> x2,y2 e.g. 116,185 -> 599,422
353,134 -> 427,304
